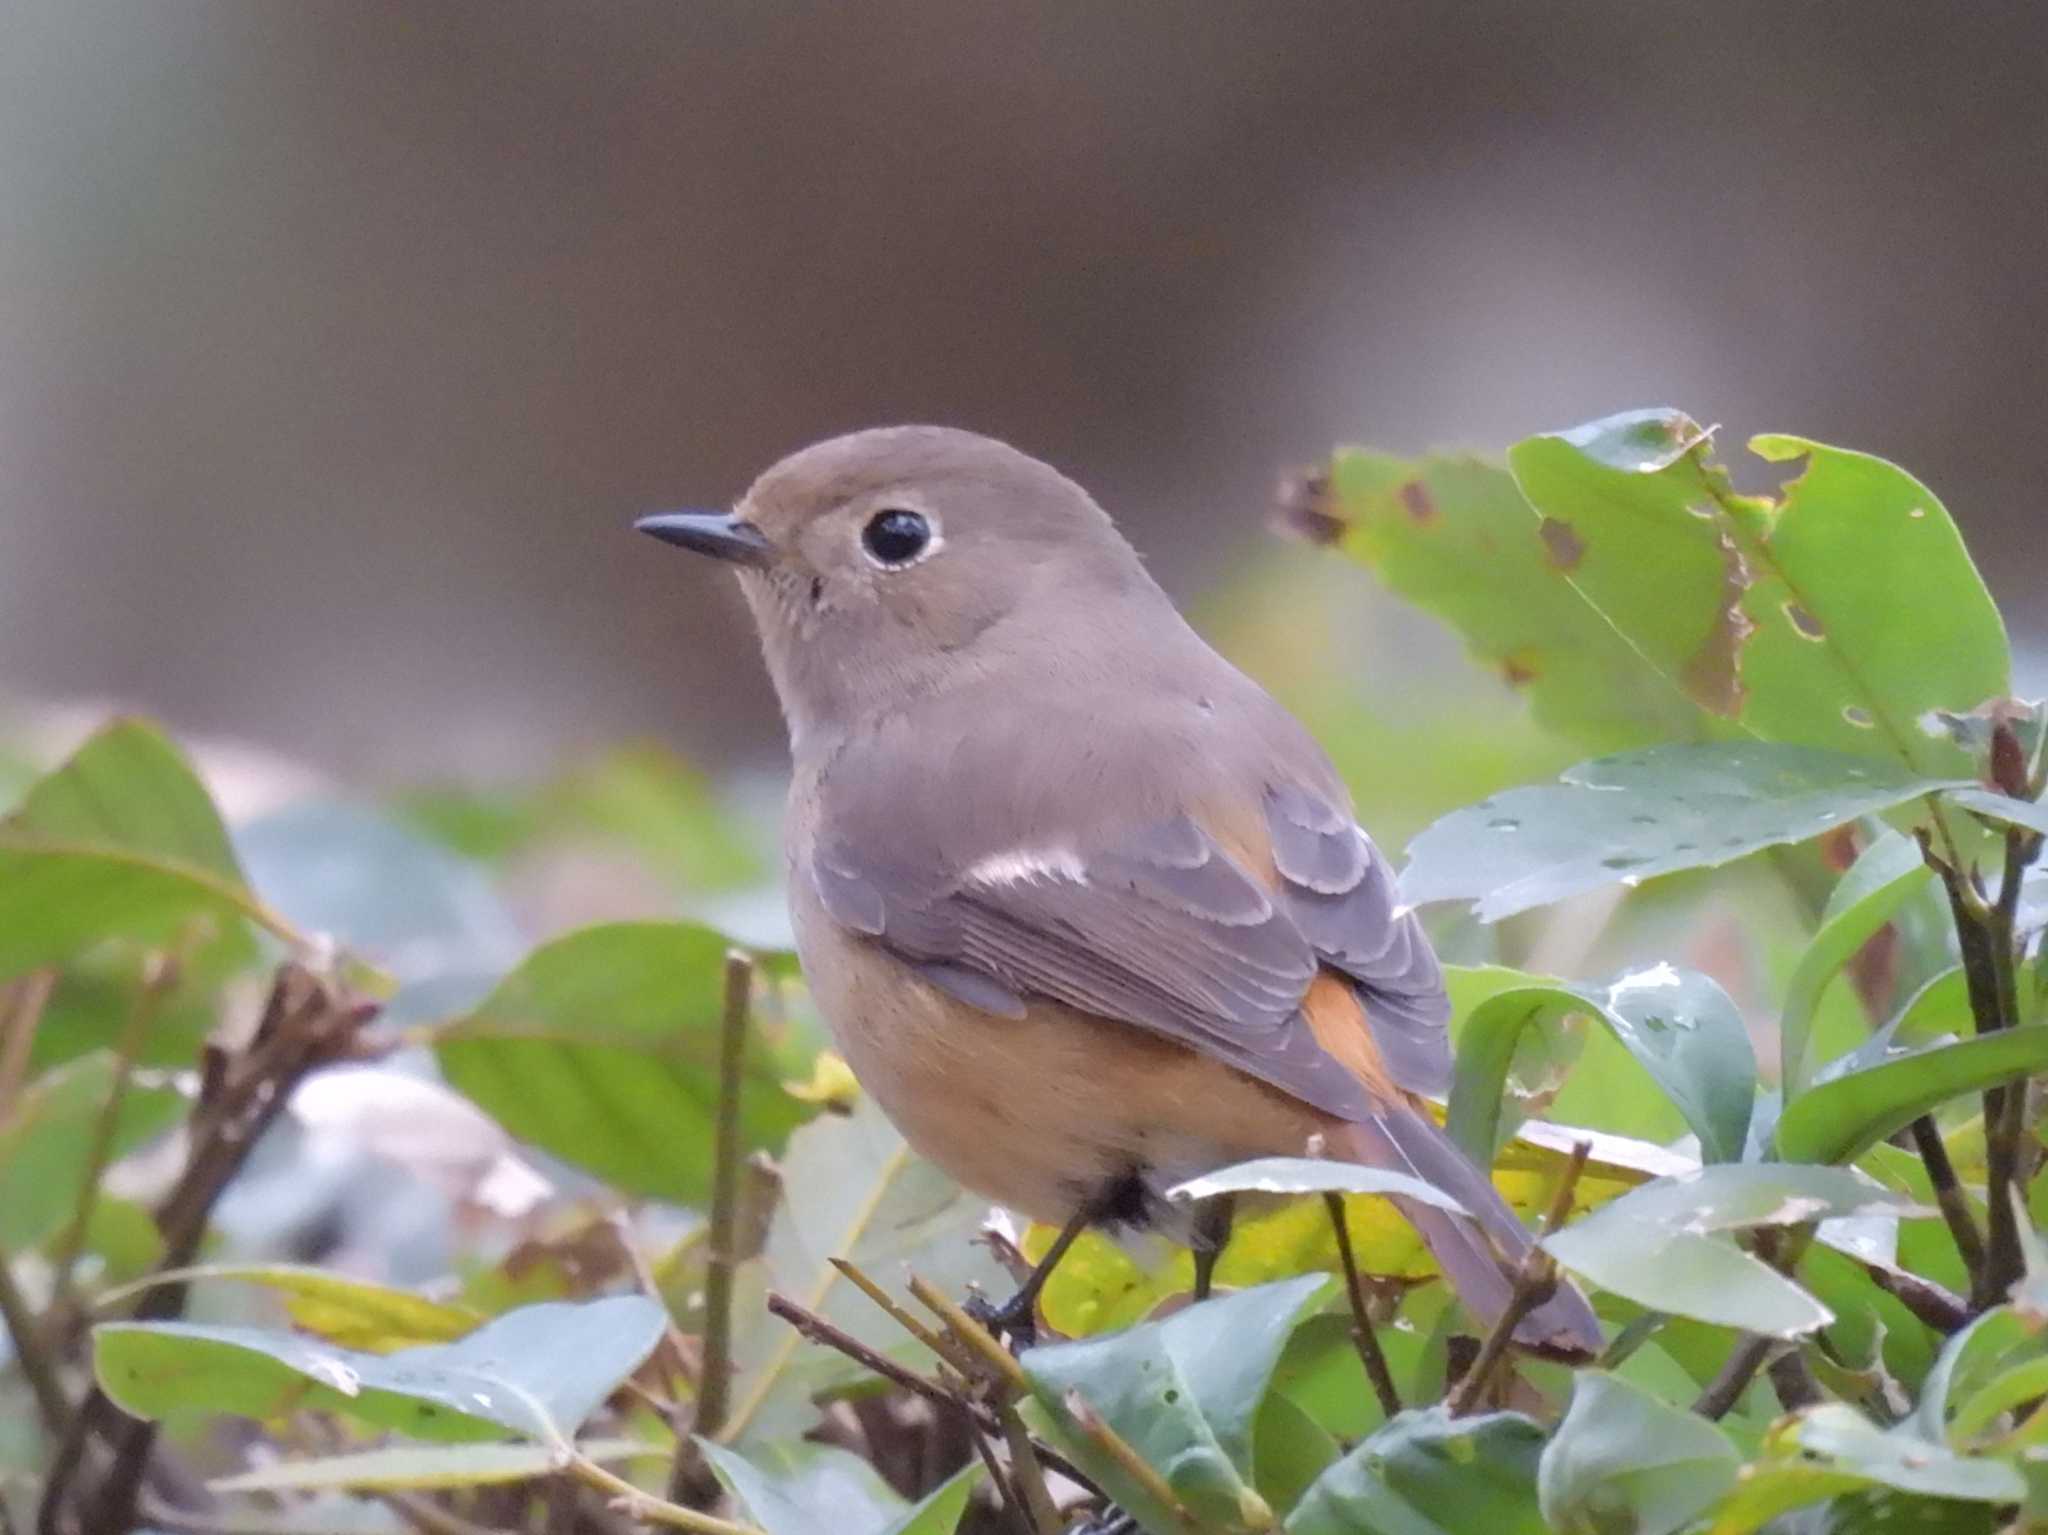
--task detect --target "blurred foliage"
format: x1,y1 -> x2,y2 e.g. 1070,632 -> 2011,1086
4,408 -> 2048,1534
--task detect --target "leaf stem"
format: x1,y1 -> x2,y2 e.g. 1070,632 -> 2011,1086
1447,1139 -> 1589,1416
1908,1114 -> 1987,1297
1321,1192 -> 1400,1419
687,951 -> 753,1444
0,970 -> 55,1120
568,1452 -> 763,1535
829,1256 -> 974,1373
998,1401 -> 1065,1535
1062,1389 -> 1198,1533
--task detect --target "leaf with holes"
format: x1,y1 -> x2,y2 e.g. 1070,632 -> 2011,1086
94,1295 -> 666,1443
1538,1371 -> 1740,1535
1023,1274 -> 1335,1534
1508,411 -> 2007,776
1401,741 -> 1960,921
0,719 -> 300,982
1447,966 -> 1754,1165
435,921 -> 816,1205
1307,448 -> 1708,751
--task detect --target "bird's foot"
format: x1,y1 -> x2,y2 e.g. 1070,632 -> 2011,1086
963,1288 -> 1039,1353
1072,1507 -> 1138,1535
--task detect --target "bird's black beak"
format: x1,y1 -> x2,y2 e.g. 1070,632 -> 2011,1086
633,510 -> 775,568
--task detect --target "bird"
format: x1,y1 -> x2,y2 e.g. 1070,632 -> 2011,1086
636,426 -> 1601,1355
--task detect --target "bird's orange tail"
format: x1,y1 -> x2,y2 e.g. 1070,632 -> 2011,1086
1337,1107 -> 1603,1358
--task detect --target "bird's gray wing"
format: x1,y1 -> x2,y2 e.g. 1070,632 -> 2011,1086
809,800 -> 1381,1121
1262,783 -> 1451,1097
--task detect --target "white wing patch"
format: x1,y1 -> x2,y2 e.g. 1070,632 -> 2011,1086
966,847 -> 1087,886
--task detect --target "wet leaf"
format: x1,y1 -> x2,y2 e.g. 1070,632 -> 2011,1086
95,1295 -> 667,1442
1166,1157 -> 1468,1213
1773,1027 -> 2048,1165
1024,1274 -> 1333,1534
436,922 -> 817,1205
0,718 -> 298,981
1317,449 -> 1706,751
1538,1371 -> 1740,1535
1401,742 -> 1956,922
1284,1408 -> 1548,1535
1448,965 -> 1755,1164
1780,830 -> 1933,1095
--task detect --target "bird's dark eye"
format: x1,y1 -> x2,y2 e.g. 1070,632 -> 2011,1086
861,508 -> 933,568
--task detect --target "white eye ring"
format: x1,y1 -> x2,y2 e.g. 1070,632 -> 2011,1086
859,507 -> 943,570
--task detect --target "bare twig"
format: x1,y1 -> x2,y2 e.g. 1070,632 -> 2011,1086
1063,1390 -> 1197,1533
829,1256 -> 974,1374
0,1236 -> 69,1440
908,1275 -> 1031,1394
38,963 -> 386,1535
1864,1263 -> 1971,1334
0,971 -> 55,1119
765,1291 -> 980,1424
1767,1348 -> 1824,1412
1447,1141 -> 1589,1416
47,946 -> 183,1317
1321,1192 -> 1400,1419
565,1453 -> 763,1535
998,1399 -> 1065,1535
1908,1115 -> 1987,1295
1694,1335 -> 1777,1420
689,951 -> 753,1443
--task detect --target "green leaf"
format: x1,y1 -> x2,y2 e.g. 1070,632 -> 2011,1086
1024,1274 -> 1333,1533
1784,1403 -> 2025,1503
1579,1164 -> 1929,1233
0,719 -> 298,981
1315,449 -> 1706,751
208,1438 -> 660,1493
1402,742 -> 1957,922
719,1098 -> 1008,1447
435,922 -> 815,1205
696,1439 -> 911,1535
1947,785 -> 2048,840
1284,1408 -> 1547,1535
1448,966 -> 1754,1164
100,1264 -> 482,1353
1773,1027 -> 2048,1165
0,1051 -> 183,1250
1165,1157 -> 1468,1213
94,1295 -> 665,1443
1538,1371 -> 1740,1535
1507,412 -> 2007,776
1912,1306 -> 2047,1447
1254,1389 -> 1342,1516
1780,830 -> 1934,1095
1538,1238 -> 1804,1341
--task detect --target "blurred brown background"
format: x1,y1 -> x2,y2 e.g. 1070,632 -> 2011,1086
5,1 -> 2044,784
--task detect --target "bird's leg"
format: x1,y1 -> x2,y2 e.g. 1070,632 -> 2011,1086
966,1196 -> 1102,1349
1189,1193 -> 1236,1302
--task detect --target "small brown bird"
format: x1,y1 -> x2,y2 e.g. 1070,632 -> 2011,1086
638,427 -> 1600,1354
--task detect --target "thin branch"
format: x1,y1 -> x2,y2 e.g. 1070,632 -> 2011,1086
688,951 -> 753,1443
998,1399 -> 1065,1535
566,1453 -> 763,1535
1863,1263 -> 1971,1334
1321,1192 -> 1399,1419
829,1257 -> 974,1374
1062,1390 -> 1196,1533
1447,1140 -> 1589,1416
907,1275 -> 1030,1394
0,971 -> 55,1119
47,947 -> 182,1316
765,1291 -> 981,1425
1767,1349 -> 1824,1413
0,1237 -> 69,1441
38,964 -> 386,1535
1908,1115 -> 1987,1294
1694,1334 -> 1777,1421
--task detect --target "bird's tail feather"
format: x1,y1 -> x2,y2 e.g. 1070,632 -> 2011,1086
1339,1107 -> 1602,1358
